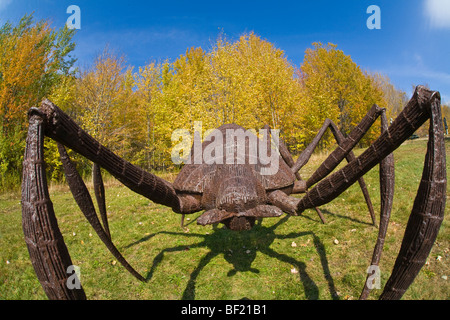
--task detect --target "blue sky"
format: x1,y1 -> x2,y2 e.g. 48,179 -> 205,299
1,0 -> 449,104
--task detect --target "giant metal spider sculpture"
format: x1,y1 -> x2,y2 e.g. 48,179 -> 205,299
21,85 -> 446,300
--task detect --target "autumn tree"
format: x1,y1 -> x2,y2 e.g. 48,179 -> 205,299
131,35 -> 399,170
0,14 -> 76,130
134,46 -> 215,169
133,34 -> 304,169
134,62 -> 161,169
33,47 -> 143,181
297,42 -> 387,149
71,48 -> 141,162
134,48 -> 214,169
0,14 -> 76,189
207,32 -> 301,133
371,72 -> 408,119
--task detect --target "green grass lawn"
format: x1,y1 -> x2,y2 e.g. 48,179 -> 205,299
1,138 -> 449,300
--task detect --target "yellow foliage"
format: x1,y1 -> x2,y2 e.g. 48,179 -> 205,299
0,15 -> 76,133
71,36 -> 403,170
4,25 -> 406,174
130,33 -> 304,168
0,14 -> 77,187
0,21 -> 49,127
297,42 -> 388,148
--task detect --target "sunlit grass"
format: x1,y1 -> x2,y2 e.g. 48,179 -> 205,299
0,138 -> 449,300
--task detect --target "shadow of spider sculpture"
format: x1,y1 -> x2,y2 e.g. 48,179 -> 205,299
127,216 -> 338,300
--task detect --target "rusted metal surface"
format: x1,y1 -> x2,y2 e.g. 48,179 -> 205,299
22,112 -> 86,300
37,100 -> 182,213
92,162 -> 110,240
173,123 -> 295,192
58,143 -> 145,282
379,89 -> 446,299
360,109 -> 395,299
21,86 -> 446,300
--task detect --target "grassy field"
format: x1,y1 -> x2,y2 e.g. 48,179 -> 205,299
0,138 -> 449,300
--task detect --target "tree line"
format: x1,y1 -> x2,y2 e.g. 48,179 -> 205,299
1,14 -> 448,190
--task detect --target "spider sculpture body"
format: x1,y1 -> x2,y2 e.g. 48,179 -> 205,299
21,85 -> 446,300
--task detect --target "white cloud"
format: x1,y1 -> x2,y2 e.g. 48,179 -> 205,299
0,0 -> 12,12
425,0 -> 450,29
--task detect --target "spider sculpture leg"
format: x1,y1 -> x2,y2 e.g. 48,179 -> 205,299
57,143 -> 145,282
273,128 -> 327,223
92,162 -> 111,240
296,86 -> 446,299
21,100 -> 199,300
274,107 -> 382,225
268,105 -> 391,222
22,114 -> 87,300
359,109 -> 395,299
